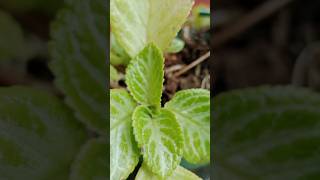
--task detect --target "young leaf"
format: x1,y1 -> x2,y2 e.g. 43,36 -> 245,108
165,89 -> 210,164
110,89 -> 140,180
111,0 -> 194,57
0,86 -> 85,179
167,38 -> 185,54
214,86 -> 320,179
136,163 -> 202,180
50,0 -> 107,134
70,138 -> 107,180
132,105 -> 184,177
126,44 -> 164,107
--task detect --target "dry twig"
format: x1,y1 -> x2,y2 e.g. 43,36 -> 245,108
174,51 -> 210,77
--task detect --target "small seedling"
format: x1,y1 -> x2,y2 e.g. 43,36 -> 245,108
110,0 -> 210,179
111,44 -> 210,179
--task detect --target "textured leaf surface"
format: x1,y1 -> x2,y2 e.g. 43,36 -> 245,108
70,138 -> 107,180
213,86 -> 320,180
0,87 -> 85,180
111,0 -> 194,57
133,105 -> 184,177
165,89 -> 210,164
126,44 -> 164,107
110,89 -> 139,180
136,163 -> 202,180
50,0 -> 107,133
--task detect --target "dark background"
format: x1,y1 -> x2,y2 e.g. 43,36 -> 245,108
212,0 -> 320,179
212,0 -> 320,94
0,0 -> 63,90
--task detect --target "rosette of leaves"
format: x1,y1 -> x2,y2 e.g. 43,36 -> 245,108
213,86 -> 320,179
111,43 -> 210,179
110,0 -> 209,179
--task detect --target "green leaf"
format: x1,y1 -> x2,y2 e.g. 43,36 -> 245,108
70,138 -> 107,180
213,86 -> 320,179
110,89 -> 140,180
0,10 -> 26,60
132,105 -> 184,177
126,44 -> 164,107
110,33 -> 130,65
136,163 -> 202,180
165,89 -> 210,164
111,0 -> 194,57
167,38 -> 185,53
0,86 -> 85,179
110,65 -> 119,81
50,0 -> 107,134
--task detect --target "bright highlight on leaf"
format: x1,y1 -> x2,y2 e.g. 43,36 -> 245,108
132,105 -> 184,177
111,0 -> 194,57
126,44 -> 164,107
50,0 -> 107,134
214,86 -> 320,179
165,89 -> 210,164
110,89 -> 140,180
0,87 -> 85,179
136,163 -> 202,180
70,138 -> 108,180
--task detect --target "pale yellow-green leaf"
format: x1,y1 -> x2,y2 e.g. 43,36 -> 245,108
126,44 -> 164,107
111,0 -> 194,57
132,105 -> 184,177
165,89 -> 210,164
136,163 -> 202,180
110,89 -> 140,180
